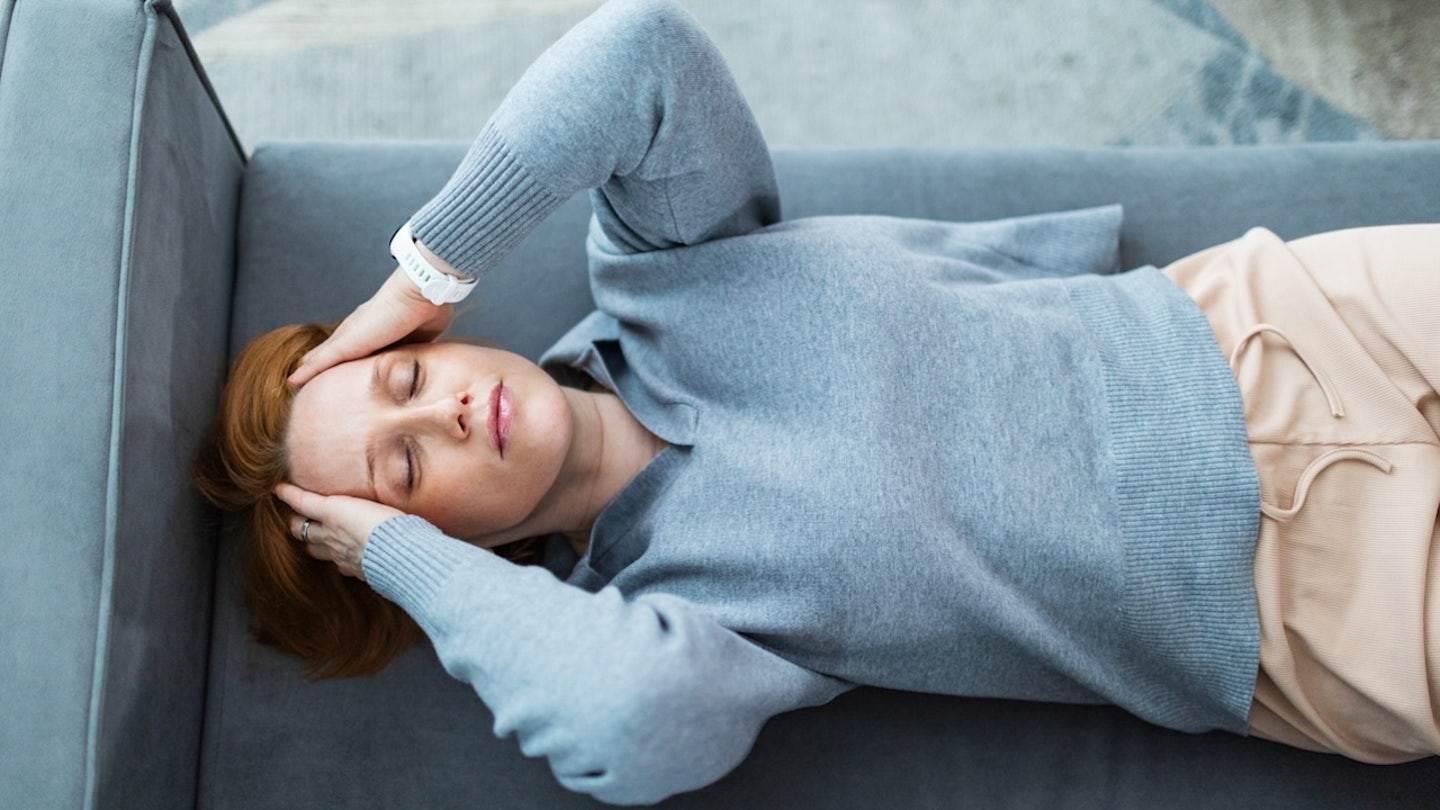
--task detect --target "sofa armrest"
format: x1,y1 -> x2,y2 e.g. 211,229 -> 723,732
0,1 -> 243,806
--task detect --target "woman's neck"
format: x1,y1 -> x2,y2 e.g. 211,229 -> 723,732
546,386 -> 666,554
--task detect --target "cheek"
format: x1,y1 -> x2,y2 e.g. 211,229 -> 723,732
408,454 -> 519,536
414,493 -> 526,543
407,469 -> 473,533
413,448 -> 560,538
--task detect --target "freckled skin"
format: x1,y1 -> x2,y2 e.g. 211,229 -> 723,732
285,343 -> 574,546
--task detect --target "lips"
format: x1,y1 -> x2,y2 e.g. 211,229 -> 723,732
488,383 -> 511,458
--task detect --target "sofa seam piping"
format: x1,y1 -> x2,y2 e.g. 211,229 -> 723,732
83,4 -> 157,808
0,0 -> 14,82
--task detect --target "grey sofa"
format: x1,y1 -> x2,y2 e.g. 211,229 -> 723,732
5,1 -> 1440,807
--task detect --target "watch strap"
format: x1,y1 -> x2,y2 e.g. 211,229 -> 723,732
390,221 -> 477,305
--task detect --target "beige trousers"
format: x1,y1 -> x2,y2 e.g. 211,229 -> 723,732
1163,224 -> 1440,763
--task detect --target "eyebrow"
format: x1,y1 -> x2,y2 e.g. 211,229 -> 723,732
365,441 -> 379,502
364,358 -> 386,501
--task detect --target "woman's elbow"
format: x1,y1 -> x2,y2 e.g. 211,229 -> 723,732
545,692 -> 758,805
555,740 -> 744,806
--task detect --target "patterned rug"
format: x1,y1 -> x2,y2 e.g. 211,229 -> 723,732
174,0 -> 1383,148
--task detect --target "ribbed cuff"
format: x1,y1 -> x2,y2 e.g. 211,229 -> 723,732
410,125 -> 568,277
364,514 -> 484,616
1069,268 -> 1262,733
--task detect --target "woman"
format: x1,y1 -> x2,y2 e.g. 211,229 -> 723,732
195,0 -> 1440,803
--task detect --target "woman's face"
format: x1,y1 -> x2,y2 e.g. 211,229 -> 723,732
285,342 -> 573,544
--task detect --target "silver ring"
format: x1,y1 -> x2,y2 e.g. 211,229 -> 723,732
300,518 -> 312,544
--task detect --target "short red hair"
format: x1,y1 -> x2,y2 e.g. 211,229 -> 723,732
194,324 -> 531,678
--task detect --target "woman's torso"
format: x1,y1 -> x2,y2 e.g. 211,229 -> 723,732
543,209 -> 1263,733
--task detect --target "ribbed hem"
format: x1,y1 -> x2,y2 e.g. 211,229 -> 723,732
410,124 -> 569,277
364,515 -> 483,618
1068,268 -> 1262,734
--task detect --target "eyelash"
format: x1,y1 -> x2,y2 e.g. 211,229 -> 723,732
400,358 -> 422,493
404,441 -> 416,493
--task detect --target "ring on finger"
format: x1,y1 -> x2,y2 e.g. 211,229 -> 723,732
300,518 -> 313,544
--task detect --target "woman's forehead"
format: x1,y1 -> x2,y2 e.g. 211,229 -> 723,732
301,352 -> 375,401
285,357 -> 380,493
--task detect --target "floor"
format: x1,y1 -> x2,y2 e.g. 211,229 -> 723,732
172,0 -> 1438,149
1212,0 -> 1439,141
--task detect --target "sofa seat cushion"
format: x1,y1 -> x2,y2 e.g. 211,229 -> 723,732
205,140 -> 1440,808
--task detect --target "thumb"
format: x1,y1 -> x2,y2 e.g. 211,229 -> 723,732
288,340 -> 352,388
288,268 -> 448,389
288,350 -> 321,388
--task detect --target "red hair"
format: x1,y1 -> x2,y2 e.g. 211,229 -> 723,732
194,324 -> 531,678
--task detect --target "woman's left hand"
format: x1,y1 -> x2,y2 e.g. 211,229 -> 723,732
274,482 -> 403,582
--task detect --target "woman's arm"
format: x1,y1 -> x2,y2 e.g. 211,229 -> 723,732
411,0 -> 780,271
289,0 -> 775,386
364,516 -> 849,805
273,485 -> 838,802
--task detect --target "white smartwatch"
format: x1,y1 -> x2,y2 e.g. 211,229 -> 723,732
390,220 -> 477,305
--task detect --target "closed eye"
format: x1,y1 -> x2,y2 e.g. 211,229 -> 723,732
404,437 -> 422,494
408,358 -> 420,400
404,441 -> 415,492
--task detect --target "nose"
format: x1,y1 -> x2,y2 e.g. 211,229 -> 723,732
404,392 -> 472,440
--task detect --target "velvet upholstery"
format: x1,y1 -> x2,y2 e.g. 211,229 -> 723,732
0,1 -> 241,808
3,2 -> 1439,808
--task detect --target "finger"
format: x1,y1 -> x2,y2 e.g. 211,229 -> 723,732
288,329 -> 346,388
302,541 -> 330,561
288,336 -> 364,388
287,306 -> 376,387
283,514 -> 328,559
287,355 -> 320,388
288,316 -> 408,388
289,268 -> 452,387
288,514 -> 322,545
274,482 -> 328,521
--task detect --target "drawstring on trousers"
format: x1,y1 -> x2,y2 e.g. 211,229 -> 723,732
1257,448 -> 1394,521
1229,323 -> 1395,522
1230,324 -> 1345,418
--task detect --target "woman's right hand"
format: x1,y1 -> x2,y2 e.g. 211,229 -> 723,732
288,266 -> 456,387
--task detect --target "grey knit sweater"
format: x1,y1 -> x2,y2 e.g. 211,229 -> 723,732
363,0 -> 1262,804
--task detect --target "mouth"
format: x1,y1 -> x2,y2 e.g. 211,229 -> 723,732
488,383 -> 511,458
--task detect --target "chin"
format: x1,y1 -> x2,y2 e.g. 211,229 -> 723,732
517,375 -> 575,464
456,379 -> 572,541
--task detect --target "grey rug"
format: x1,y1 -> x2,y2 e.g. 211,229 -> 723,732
174,0 -> 1384,149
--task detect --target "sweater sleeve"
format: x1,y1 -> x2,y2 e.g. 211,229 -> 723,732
409,0 -> 780,274
363,515 -> 851,806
